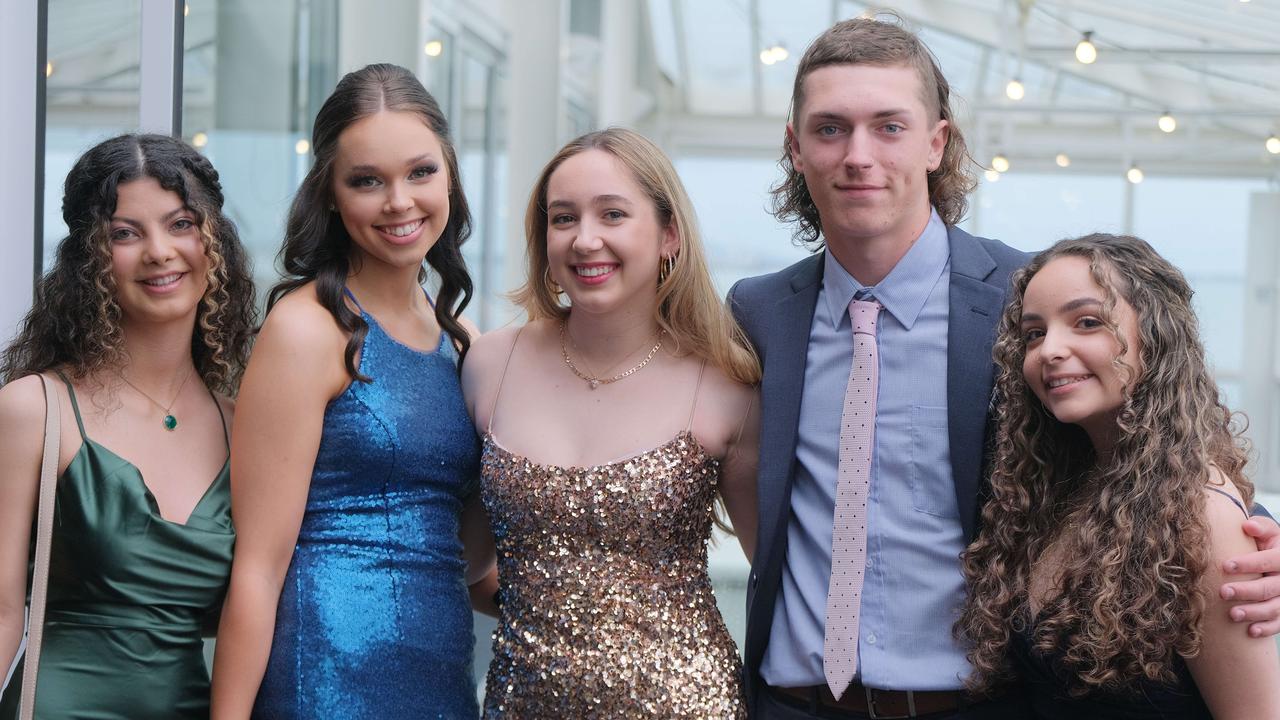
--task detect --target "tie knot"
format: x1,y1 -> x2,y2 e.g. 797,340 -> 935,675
849,299 -> 880,335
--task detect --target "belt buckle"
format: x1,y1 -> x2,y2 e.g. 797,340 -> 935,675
864,686 -> 916,720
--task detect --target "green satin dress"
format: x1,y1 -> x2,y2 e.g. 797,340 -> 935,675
0,377 -> 234,719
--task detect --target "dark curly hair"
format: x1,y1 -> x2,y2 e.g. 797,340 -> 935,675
956,233 -> 1252,695
1,133 -> 256,394
771,15 -> 977,247
267,63 -> 474,380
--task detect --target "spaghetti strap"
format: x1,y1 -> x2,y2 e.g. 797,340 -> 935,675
1206,485 -> 1250,519
487,326 -> 527,435
685,360 -> 708,431
342,286 -> 365,313
55,370 -> 89,441
208,389 -> 230,453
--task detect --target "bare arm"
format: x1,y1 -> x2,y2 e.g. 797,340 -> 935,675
1220,515 -> 1280,638
1186,489 -> 1280,719
719,388 -> 760,561
0,377 -> 46,676
210,294 -> 348,719
460,491 -> 497,617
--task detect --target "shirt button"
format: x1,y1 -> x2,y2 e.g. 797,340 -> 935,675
865,558 -> 874,570
867,633 -> 877,645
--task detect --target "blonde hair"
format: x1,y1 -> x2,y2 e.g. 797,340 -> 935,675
512,127 -> 760,385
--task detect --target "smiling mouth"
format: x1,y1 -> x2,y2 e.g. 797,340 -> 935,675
376,219 -> 424,237
574,264 -> 617,278
140,273 -> 185,288
1047,375 -> 1092,389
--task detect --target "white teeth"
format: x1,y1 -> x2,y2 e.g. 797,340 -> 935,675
381,219 -> 423,237
1048,376 -> 1089,388
141,273 -> 181,287
575,265 -> 615,277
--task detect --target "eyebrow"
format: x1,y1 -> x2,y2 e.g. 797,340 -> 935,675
345,153 -> 436,175
111,206 -> 189,227
1020,297 -> 1103,324
807,108 -> 912,123
546,194 -> 633,210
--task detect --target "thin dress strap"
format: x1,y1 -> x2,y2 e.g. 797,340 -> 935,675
208,388 -> 230,454
342,286 -> 365,313
54,370 -> 89,441
487,326 -> 527,435
1206,485 -> 1250,519
685,359 -> 708,432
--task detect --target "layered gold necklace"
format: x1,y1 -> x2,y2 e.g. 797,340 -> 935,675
559,322 -> 664,390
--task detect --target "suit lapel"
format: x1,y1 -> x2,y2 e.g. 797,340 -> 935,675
946,228 -> 1005,542
755,255 -> 822,594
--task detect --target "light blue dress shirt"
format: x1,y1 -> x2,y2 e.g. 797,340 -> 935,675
759,209 -> 971,690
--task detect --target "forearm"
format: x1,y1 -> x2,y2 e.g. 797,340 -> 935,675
209,575 -> 282,719
469,567 -> 500,618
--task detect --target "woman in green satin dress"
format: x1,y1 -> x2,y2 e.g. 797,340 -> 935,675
0,134 -> 255,718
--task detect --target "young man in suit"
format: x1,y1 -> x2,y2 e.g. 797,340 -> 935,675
728,17 -> 1280,719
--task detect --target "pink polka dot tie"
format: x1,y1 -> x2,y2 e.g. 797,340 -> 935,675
823,298 -> 881,700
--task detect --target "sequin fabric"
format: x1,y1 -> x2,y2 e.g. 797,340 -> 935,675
253,312 -> 481,720
481,430 -> 747,719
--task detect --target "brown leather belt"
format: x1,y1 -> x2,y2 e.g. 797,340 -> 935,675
768,682 -> 963,719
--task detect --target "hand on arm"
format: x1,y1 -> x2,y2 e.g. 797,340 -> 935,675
1187,489 -> 1280,719
460,492 -> 498,617
0,377 -> 47,675
210,296 -> 347,719
1220,514 -> 1280,638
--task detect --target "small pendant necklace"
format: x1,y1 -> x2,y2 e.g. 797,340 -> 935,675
119,366 -> 194,431
560,321 -> 664,390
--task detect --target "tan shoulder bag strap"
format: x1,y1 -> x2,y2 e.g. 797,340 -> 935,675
19,374 -> 60,720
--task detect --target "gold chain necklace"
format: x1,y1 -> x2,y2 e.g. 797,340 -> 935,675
559,322 -> 664,390
118,366 -> 195,431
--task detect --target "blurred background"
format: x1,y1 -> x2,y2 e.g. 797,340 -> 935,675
3,0 -> 1278,691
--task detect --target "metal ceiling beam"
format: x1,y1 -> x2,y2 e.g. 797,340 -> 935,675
1025,47 -> 1280,63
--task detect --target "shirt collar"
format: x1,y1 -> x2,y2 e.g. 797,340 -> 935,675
821,208 -> 951,330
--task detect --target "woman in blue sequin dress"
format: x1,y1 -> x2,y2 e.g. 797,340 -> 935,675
210,64 -> 489,719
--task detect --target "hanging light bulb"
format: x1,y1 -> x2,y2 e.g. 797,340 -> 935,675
1005,78 -> 1025,101
1157,112 -> 1177,133
423,40 -> 444,57
1055,153 -> 1071,168
984,169 -> 1001,182
192,132 -> 208,148
295,139 -> 311,155
1266,135 -> 1280,154
1075,31 -> 1098,64
45,60 -> 54,78
759,43 -> 788,66
991,154 -> 1011,173
1126,164 -> 1144,184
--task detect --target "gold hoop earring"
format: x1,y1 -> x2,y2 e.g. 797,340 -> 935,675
657,254 -> 676,286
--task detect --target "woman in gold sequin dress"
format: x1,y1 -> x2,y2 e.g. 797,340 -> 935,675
462,128 -> 761,718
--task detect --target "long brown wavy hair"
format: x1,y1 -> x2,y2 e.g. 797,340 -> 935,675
771,14 -> 977,247
1,134 -> 256,394
511,127 -> 760,386
956,234 -> 1252,694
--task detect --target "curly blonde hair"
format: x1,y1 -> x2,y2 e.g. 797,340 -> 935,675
957,233 -> 1252,694
1,134 -> 255,394
771,14 -> 977,246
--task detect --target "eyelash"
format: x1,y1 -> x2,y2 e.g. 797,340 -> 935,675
348,164 -> 440,189
109,218 -> 195,242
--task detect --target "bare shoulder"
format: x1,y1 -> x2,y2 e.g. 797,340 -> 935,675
1202,469 -> 1255,560
213,392 -> 236,425
258,283 -> 347,354
698,362 -> 757,418
0,374 -> 51,430
462,323 -> 533,400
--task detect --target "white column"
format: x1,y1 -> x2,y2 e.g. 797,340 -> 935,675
338,0 -> 420,73
139,0 -> 184,135
1242,191 -> 1280,491
0,0 -> 42,346
500,0 -> 566,302
598,0 -> 638,127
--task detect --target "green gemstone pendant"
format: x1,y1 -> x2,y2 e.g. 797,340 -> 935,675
163,415 -> 178,431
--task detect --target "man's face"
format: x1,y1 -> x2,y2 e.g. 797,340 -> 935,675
788,63 -> 948,252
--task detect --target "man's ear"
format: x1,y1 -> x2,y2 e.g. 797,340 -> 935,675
786,122 -> 804,174
927,119 -> 949,172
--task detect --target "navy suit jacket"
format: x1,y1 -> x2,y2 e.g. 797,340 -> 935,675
726,225 -> 1030,703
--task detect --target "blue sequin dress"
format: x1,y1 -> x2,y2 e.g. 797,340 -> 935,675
253,293 -> 481,719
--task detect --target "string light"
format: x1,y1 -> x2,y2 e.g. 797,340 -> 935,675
1005,78 -> 1025,101
1157,112 -> 1177,133
984,169 -> 1001,182
45,61 -> 53,78
1075,31 -> 1098,64
295,139 -> 311,155
423,40 -> 443,57
991,154 -> 1011,173
759,43 -> 789,66
1126,164 -> 1144,184
1055,153 -> 1071,168
192,132 -> 208,148
1266,135 -> 1280,154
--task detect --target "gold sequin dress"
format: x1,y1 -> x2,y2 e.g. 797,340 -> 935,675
480,429 -> 747,719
